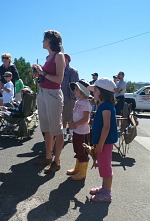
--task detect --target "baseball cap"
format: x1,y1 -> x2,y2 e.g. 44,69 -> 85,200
70,79 -> 90,97
3,71 -> 12,77
87,77 -> 116,92
113,75 -> 118,78
91,73 -> 98,77
64,54 -> 71,62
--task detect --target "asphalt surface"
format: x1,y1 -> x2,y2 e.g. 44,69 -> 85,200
0,116 -> 150,221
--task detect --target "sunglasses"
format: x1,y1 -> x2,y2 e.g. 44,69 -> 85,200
4,76 -> 11,78
2,57 -> 9,60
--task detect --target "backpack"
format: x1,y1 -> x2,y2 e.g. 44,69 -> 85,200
124,114 -> 138,144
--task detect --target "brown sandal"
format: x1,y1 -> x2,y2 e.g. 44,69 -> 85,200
44,161 -> 60,173
34,157 -> 52,166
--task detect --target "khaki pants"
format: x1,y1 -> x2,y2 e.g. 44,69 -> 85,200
37,88 -> 64,136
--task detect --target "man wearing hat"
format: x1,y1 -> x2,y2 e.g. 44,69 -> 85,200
90,73 -> 98,85
61,53 -> 79,142
115,71 -> 126,115
0,71 -> 14,105
113,75 -> 119,84
89,73 -> 99,111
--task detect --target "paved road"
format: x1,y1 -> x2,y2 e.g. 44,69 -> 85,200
0,116 -> 150,221
135,114 -> 150,151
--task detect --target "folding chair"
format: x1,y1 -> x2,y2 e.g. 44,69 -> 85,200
0,92 -> 38,139
0,111 -> 7,131
114,102 -> 138,157
114,116 -> 129,157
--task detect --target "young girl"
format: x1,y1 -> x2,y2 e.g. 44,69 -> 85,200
67,80 -> 92,180
87,78 -> 118,202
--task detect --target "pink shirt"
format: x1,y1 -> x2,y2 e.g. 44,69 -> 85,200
39,53 -> 60,89
73,99 -> 92,135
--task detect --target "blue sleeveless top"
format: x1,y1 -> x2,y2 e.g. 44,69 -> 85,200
92,101 -> 118,144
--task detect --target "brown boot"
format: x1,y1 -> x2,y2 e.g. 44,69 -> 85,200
67,159 -> 80,175
71,162 -> 88,181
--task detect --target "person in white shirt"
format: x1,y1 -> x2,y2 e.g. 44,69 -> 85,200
115,71 -> 126,115
0,71 -> 14,105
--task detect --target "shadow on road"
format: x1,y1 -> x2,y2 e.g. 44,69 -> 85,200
0,157 -> 54,221
0,136 -> 24,150
27,178 -> 110,221
74,197 -> 110,221
112,151 -> 136,170
27,178 -> 83,220
135,113 -> 150,119
75,198 -> 110,221
17,141 -> 45,158
63,140 -> 71,148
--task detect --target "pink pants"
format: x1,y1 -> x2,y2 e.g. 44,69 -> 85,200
97,144 -> 113,178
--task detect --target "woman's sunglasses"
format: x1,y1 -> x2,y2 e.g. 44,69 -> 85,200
2,57 -> 9,60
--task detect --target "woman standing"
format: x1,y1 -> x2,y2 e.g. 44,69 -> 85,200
32,30 -> 65,172
0,53 -> 19,105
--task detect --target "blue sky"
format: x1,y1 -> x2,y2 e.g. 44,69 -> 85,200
0,0 -> 150,83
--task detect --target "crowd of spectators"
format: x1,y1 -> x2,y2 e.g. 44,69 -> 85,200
0,29 -> 127,203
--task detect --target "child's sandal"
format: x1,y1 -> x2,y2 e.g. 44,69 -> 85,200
91,192 -> 111,203
89,186 -> 104,195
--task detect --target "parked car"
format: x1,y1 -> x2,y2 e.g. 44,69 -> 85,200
125,85 -> 150,112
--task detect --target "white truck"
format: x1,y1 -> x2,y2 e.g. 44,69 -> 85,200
125,85 -> 150,112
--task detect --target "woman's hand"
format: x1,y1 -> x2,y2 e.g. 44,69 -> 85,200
29,64 -> 43,78
32,64 -> 43,75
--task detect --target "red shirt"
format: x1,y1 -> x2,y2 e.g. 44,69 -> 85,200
39,53 -> 60,89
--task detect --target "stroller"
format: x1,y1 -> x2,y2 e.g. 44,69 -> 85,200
0,90 -> 38,139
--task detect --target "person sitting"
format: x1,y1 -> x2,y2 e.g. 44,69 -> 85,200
0,71 -> 14,105
0,87 -> 32,118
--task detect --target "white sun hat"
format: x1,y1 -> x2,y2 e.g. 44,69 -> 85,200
87,77 -> 116,92
70,80 -> 90,97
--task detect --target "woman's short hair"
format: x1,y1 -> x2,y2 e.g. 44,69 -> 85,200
44,30 -> 62,52
1,53 -> 12,63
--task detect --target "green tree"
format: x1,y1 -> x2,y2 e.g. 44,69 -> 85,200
126,81 -> 135,93
14,57 -> 36,92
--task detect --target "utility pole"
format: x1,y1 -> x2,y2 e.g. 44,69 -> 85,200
36,59 -> 39,93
